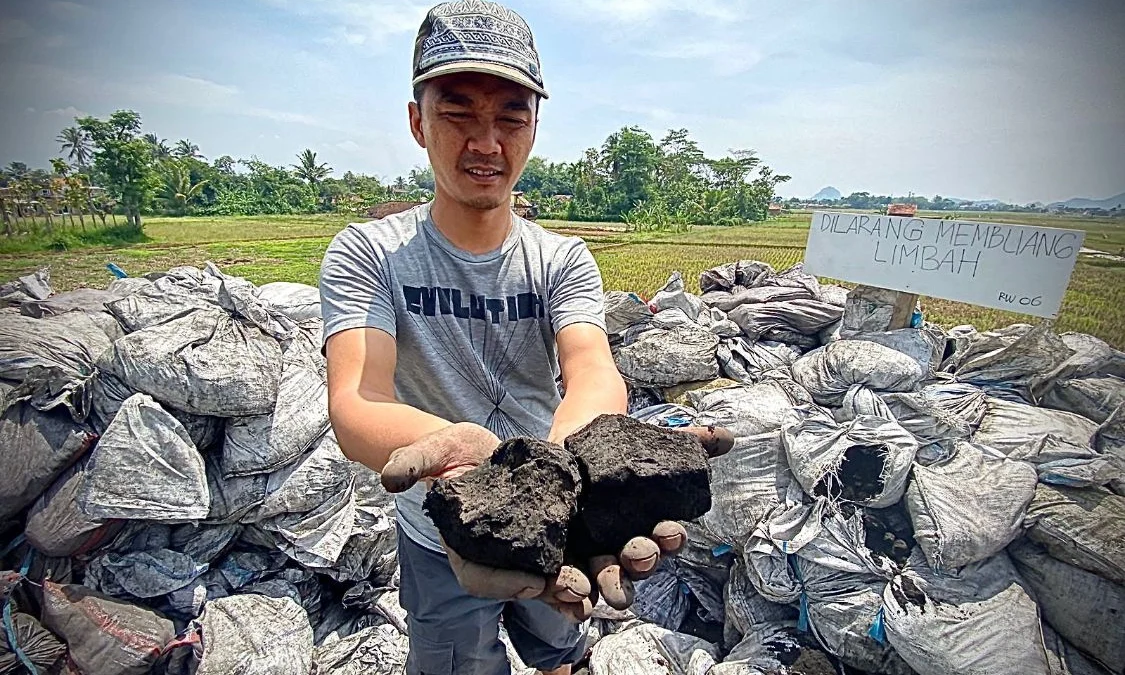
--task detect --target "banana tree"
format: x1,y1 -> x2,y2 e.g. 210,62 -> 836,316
159,162 -> 209,215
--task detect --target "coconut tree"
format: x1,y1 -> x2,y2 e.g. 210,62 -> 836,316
173,139 -> 203,160
4,162 -> 30,181
56,127 -> 92,170
144,133 -> 173,160
292,149 -> 332,185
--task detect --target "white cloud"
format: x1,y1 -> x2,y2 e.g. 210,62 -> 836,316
48,1 -> 91,20
25,107 -> 37,114
0,18 -> 33,44
259,0 -> 429,48
44,34 -> 68,48
554,0 -> 741,24
44,105 -> 88,118
137,74 -> 366,135
144,74 -> 240,103
541,1 -> 782,80
336,140 -> 361,152
640,39 -> 765,77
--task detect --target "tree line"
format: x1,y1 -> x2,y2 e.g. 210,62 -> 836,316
1,110 -> 791,232
790,192 -> 1077,214
516,127 -> 790,230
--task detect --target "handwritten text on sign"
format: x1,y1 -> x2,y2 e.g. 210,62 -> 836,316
803,211 -> 1085,318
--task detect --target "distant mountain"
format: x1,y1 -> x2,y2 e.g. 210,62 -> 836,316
799,186 -> 1123,210
1050,192 -> 1125,210
811,186 -> 841,201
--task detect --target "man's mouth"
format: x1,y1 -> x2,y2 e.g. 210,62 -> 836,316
466,167 -> 503,178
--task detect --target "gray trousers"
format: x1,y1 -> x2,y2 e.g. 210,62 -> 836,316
397,526 -> 587,674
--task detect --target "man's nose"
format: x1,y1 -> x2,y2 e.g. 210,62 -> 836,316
466,122 -> 502,156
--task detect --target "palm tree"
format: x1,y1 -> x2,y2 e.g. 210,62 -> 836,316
292,149 -> 332,185
159,162 -> 209,215
144,133 -> 173,160
4,162 -> 29,181
173,139 -> 203,160
56,127 -> 92,170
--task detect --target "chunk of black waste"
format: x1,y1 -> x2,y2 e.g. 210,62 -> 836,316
423,438 -> 581,576
566,414 -> 712,558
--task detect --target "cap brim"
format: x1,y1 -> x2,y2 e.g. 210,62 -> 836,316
413,61 -> 549,100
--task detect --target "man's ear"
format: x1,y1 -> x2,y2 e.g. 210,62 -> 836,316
408,101 -> 426,149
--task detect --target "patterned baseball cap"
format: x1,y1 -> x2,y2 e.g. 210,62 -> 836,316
412,0 -> 549,99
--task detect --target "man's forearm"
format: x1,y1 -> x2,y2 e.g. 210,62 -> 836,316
548,365 -> 627,444
329,391 -> 452,472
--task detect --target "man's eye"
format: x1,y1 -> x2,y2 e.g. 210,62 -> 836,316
501,117 -> 527,126
443,112 -> 471,120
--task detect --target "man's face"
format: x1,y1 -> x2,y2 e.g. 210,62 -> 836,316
409,72 -> 537,211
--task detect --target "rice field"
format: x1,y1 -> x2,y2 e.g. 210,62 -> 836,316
1,211 -> 1122,347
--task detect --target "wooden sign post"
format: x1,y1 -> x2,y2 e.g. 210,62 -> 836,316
803,211 -> 1085,329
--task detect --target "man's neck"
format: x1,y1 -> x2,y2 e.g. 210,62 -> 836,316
429,191 -> 512,255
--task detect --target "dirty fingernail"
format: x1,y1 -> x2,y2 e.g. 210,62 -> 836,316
652,522 -> 687,554
597,565 -> 635,610
622,538 -> 660,571
555,588 -> 585,604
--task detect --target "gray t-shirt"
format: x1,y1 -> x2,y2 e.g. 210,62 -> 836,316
319,203 -> 606,552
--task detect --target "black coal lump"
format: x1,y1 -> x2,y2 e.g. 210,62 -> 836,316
423,437 -> 581,576
565,414 -> 711,558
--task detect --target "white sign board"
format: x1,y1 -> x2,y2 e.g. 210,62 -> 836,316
804,211 -> 1084,318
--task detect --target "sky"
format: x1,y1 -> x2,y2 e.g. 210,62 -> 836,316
0,0 -> 1123,204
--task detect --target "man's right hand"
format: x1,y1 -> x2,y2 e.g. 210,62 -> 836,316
379,422 -> 500,493
382,424 -> 595,620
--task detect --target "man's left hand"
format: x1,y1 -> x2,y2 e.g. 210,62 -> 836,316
443,425 -> 735,622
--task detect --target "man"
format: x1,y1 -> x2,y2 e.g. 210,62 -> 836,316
320,2 -> 728,673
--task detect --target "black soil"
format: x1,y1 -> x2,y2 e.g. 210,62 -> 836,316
814,444 -> 887,503
566,414 -> 712,558
763,632 -> 841,675
862,501 -> 916,568
790,648 -> 839,675
424,438 -> 581,576
678,607 -> 724,645
892,575 -> 927,610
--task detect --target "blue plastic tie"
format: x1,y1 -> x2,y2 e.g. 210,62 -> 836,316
106,263 -> 128,279
3,576 -> 39,674
797,592 -> 810,632
788,553 -> 810,633
1040,474 -> 1082,487
868,607 -> 887,644
711,543 -> 733,557
663,416 -> 691,428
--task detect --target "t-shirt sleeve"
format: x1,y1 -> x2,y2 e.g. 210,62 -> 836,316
319,225 -> 397,347
548,238 -> 607,334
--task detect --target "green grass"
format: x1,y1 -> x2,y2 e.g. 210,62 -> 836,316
0,222 -> 151,254
141,214 -> 353,245
2,211 -> 1123,347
